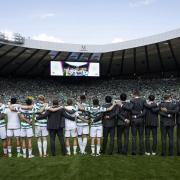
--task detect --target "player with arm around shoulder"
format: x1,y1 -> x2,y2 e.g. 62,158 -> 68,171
0,97 -> 8,157
78,98 -> 116,156
87,99 -> 105,156
75,95 -> 90,155
18,97 -> 35,158
159,95 -> 179,156
5,97 -> 22,157
33,95 -> 49,157
64,99 -> 78,155
116,93 -> 132,155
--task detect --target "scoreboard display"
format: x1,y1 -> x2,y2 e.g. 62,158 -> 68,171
50,52 -> 101,77
51,61 -> 100,77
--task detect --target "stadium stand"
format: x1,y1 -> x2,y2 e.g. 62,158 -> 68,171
0,77 -> 179,104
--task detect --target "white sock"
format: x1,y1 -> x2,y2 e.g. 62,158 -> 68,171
97,145 -> 100,154
43,139 -> 47,156
17,147 -> 21,153
73,146 -> 77,154
66,146 -> 71,154
37,139 -> 42,156
91,145 -> 95,154
3,148 -> 7,155
22,148 -> 26,155
28,149 -> 32,157
7,146 -> 12,154
82,137 -> 87,153
78,137 -> 83,153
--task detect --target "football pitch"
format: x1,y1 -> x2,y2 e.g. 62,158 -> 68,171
0,133 -> 180,180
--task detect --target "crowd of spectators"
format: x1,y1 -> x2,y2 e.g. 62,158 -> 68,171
0,77 -> 179,104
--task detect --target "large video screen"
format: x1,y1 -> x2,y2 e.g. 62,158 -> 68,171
50,61 -> 100,77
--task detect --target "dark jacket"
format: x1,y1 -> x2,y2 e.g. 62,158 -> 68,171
102,103 -> 117,127
130,97 -> 146,125
159,101 -> 179,127
116,101 -> 132,126
37,108 -> 75,130
177,102 -> 180,125
144,102 -> 159,127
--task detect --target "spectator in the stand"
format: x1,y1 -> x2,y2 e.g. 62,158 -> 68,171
0,77 -> 180,105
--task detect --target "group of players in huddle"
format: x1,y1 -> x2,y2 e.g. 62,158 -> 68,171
0,90 -> 180,158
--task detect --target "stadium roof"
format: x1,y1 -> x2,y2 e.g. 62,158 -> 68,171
0,28 -> 180,77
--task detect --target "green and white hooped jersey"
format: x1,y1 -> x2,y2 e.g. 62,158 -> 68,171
65,105 -> 77,130
0,104 -> 6,127
76,103 -> 89,127
33,102 -> 48,127
18,107 -> 35,129
65,105 -> 78,119
85,106 -> 107,127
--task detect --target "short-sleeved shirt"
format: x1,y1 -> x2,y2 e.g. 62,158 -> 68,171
85,106 -> 107,127
65,105 -> 77,130
5,104 -> 21,129
76,103 -> 90,127
33,102 -> 48,127
18,107 -> 35,129
0,104 -> 6,127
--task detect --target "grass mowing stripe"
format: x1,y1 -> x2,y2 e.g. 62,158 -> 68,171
0,128 -> 179,180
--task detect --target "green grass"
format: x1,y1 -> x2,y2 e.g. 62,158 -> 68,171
1,152 -> 180,180
0,130 -> 180,180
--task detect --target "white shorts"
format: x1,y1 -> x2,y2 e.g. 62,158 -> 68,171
65,128 -> 77,138
7,129 -> 21,137
35,126 -> 48,137
90,126 -> 103,138
65,119 -> 76,130
77,126 -> 89,136
21,128 -> 34,138
0,126 -> 6,139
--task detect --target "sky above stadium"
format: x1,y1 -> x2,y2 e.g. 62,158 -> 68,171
0,0 -> 180,44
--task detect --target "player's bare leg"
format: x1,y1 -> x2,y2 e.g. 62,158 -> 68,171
28,137 -> 34,158
66,137 -> 71,155
96,138 -> 101,156
2,139 -> 7,157
7,137 -> 12,157
22,138 -> 27,158
78,135 -> 83,154
16,137 -> 21,157
37,137 -> 43,157
73,137 -> 77,155
42,136 -> 48,157
82,134 -> 88,154
91,137 -> 95,156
